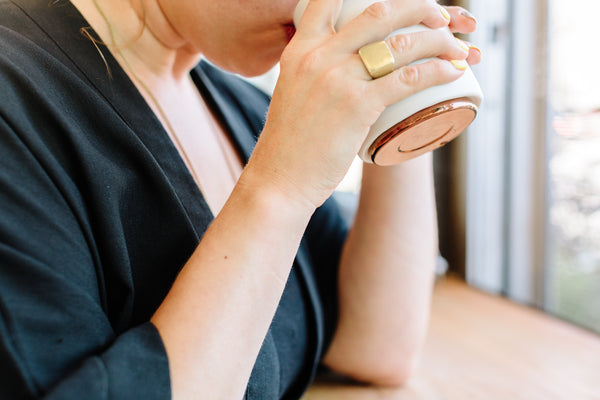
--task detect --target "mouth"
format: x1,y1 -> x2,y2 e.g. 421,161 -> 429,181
283,23 -> 296,42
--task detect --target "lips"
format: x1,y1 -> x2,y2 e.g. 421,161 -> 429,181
283,23 -> 296,42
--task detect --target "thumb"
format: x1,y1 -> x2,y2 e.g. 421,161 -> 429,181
294,0 -> 343,39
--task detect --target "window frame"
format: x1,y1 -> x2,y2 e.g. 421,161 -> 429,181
465,0 -> 550,308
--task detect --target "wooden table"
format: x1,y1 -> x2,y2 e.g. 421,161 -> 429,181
302,276 -> 600,400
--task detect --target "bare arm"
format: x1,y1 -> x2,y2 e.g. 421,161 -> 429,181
152,1 -> 479,398
151,171 -> 316,400
323,154 -> 438,385
321,6 -> 480,386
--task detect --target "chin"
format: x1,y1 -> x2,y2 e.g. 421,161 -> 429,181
235,63 -> 278,78
212,52 -> 281,78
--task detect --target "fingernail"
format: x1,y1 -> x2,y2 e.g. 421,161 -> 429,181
439,5 -> 451,21
461,40 -> 482,55
459,9 -> 477,23
468,43 -> 482,55
450,59 -> 468,70
455,37 -> 470,52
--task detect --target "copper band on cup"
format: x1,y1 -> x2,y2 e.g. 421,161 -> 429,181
358,41 -> 395,79
368,97 -> 478,165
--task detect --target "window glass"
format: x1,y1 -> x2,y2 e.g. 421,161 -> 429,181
547,0 -> 600,333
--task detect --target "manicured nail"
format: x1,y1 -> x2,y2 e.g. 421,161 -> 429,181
450,59 -> 468,70
439,5 -> 451,21
455,37 -> 470,52
468,43 -> 482,55
459,9 -> 477,23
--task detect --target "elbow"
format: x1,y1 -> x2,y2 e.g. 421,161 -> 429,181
360,351 -> 419,387
324,340 -> 421,388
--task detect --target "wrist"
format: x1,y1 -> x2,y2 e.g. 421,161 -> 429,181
238,158 -> 319,214
233,164 -> 317,229
361,153 -> 434,190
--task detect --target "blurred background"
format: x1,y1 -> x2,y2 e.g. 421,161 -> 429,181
444,0 -> 600,335
247,0 -> 600,335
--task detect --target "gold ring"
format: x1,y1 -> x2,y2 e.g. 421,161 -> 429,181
358,41 -> 395,79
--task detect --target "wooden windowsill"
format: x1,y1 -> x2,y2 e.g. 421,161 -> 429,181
303,275 -> 600,399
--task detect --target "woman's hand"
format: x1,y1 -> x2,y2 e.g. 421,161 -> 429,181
244,0 -> 475,209
444,6 -> 482,64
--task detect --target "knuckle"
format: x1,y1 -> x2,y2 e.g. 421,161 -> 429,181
396,65 -> 420,87
387,34 -> 414,56
322,71 -> 367,108
344,85 -> 368,108
390,60 -> 457,99
330,72 -> 360,101
364,1 -> 392,23
319,67 -> 341,88
318,66 -> 354,100
296,48 -> 323,74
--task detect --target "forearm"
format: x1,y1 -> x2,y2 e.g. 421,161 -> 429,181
324,154 -> 438,385
151,169 -> 315,400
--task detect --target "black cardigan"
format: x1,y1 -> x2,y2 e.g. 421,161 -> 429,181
0,0 -> 347,398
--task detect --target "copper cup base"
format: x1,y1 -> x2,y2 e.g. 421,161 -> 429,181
369,97 -> 478,166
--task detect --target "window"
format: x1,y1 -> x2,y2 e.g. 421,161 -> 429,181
465,0 -> 600,334
546,0 -> 600,333
247,0 -> 600,334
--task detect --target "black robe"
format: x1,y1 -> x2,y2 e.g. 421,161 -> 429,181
0,0 -> 347,398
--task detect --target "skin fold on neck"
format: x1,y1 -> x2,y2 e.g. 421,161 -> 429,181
71,0 -> 202,83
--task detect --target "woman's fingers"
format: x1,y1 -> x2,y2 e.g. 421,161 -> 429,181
444,6 -> 478,33
462,40 -> 482,65
370,58 -> 467,107
334,0 -> 449,51
385,29 -> 468,69
342,29 -> 468,82
436,6 -> 481,65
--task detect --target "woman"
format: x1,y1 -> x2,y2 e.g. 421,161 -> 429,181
0,0 -> 480,398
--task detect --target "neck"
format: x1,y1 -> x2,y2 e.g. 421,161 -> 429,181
71,0 -> 202,82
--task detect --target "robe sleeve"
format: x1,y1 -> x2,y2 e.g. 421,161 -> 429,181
0,115 -> 171,400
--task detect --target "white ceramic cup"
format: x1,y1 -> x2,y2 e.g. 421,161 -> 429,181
293,0 -> 483,165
